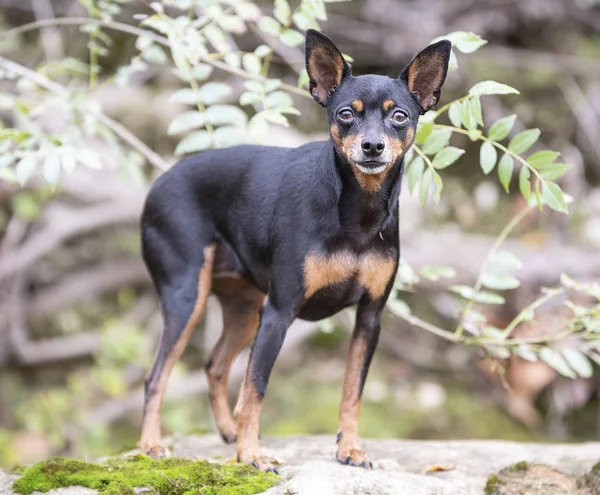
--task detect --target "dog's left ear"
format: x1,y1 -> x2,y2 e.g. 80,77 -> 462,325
305,29 -> 351,106
399,40 -> 452,113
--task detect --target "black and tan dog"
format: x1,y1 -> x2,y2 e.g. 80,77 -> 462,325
139,30 -> 451,472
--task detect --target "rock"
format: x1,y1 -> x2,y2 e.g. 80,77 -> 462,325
4,435 -> 600,495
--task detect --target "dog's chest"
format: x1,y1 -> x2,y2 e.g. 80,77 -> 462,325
303,250 -> 396,303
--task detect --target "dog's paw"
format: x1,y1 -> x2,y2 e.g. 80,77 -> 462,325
220,431 -> 237,444
336,447 -> 373,470
238,452 -> 281,474
144,445 -> 171,459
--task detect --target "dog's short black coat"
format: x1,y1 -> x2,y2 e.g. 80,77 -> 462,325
139,29 -> 451,472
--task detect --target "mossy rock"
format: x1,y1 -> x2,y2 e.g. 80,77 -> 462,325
12,455 -> 278,495
485,461 -> 600,495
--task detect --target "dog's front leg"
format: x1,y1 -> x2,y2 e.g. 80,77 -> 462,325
234,299 -> 296,472
336,296 -> 386,469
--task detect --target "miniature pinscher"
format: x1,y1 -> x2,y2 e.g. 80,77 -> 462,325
139,29 -> 451,472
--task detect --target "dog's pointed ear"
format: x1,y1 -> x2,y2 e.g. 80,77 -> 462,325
305,29 -> 351,106
399,40 -> 452,113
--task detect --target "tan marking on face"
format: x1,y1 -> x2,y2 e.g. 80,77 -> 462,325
359,253 -> 397,299
383,99 -> 396,112
352,99 -> 364,112
140,245 -> 215,455
304,251 -> 357,299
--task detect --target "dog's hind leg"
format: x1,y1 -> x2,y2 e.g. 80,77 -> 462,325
205,277 -> 264,443
140,244 -> 215,458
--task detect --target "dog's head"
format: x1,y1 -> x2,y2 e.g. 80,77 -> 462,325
306,30 -> 451,179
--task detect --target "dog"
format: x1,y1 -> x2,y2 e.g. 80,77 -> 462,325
139,29 -> 451,472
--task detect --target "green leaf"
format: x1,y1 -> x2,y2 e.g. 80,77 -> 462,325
461,100 -> 477,131
16,155 -> 37,186
474,291 -> 506,305
293,12 -> 318,30
482,273 -> 520,290
198,82 -> 232,105
419,167 -> 432,206
265,91 -> 294,108
498,154 -> 514,192
175,130 -> 212,155
415,123 -> 433,144
448,101 -> 463,128
519,166 -> 531,202
279,29 -> 305,46
248,113 -> 268,142
491,250 -> 522,271
444,31 -> 487,54
258,16 -> 281,36
539,163 -> 569,180
542,181 -> 568,214
0,167 -> 17,183
527,150 -> 558,169
242,53 -> 261,74
239,91 -> 261,106
204,105 -> 247,126
432,146 -> 464,169
508,129 -> 540,154
469,80 -> 520,96
562,348 -> 593,378
407,156 -> 424,194
420,265 -> 456,281
169,88 -> 198,105
469,96 -> 483,127
422,129 -> 452,155
235,2 -> 261,20
539,348 -> 576,378
432,170 -> 443,203
513,345 -> 538,362
43,155 -> 61,189
480,141 -> 497,174
168,111 -> 205,135
254,45 -> 272,58
488,114 -> 516,141
387,298 -> 411,317
224,53 -> 241,69
274,0 -> 291,24
213,125 -> 247,147
218,15 -> 246,34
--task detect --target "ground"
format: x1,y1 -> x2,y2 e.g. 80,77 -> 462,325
2,435 -> 600,494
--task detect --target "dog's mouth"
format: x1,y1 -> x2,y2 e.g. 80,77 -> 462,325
355,161 -> 388,175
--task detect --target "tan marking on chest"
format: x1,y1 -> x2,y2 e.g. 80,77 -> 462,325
352,165 -> 391,193
303,251 -> 396,300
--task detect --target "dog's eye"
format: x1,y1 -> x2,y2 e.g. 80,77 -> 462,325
392,110 -> 408,124
337,109 -> 354,122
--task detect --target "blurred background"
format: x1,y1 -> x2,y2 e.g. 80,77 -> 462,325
1,0 -> 600,468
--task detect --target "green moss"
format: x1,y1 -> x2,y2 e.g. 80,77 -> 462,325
593,461 -> 600,473
12,455 -> 278,495
510,461 -> 529,472
484,474 -> 500,494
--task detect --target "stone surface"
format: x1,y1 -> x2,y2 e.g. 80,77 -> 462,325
3,435 -> 600,494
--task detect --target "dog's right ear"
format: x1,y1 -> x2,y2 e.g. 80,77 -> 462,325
305,29 -> 351,106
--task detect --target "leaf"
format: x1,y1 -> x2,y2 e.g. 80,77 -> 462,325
213,125 -> 247,147
258,16 -> 281,36
78,149 -> 102,170
293,12 -> 318,30
432,146 -> 464,169
387,298 -> 411,317
204,105 -> 247,126
218,15 -> 246,34
407,156 -> 424,194
168,111 -> 205,135
265,91 -> 294,108
542,181 -> 568,214
254,44 -> 272,58
561,348 -> 593,378
461,100 -> 477,131
539,348 -> 576,378
448,101 -> 463,128
43,155 -> 61,189
482,273 -> 520,290
415,123 -> 433,145
513,345 -> 538,363
242,53 -> 261,74
508,129 -> 540,154
422,129 -> 452,155
198,82 -> 232,105
420,265 -> 456,281
274,0 -> 291,24
224,52 -> 241,69
432,170 -> 443,203
480,141 -> 497,174
469,96 -> 483,127
528,150 -> 558,169
519,166 -> 531,202
239,91 -> 261,106
491,250 -> 522,271
443,31 -> 487,53
248,113 -> 268,142
498,154 -> 514,192
474,291 -> 506,305
469,80 -> 520,96
279,29 -> 305,46
169,88 -> 198,105
16,155 -> 37,185
488,114 -> 516,141
539,163 -> 569,180
175,130 -> 212,155
419,167 -> 432,207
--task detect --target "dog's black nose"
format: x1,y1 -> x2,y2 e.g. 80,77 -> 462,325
361,139 -> 385,157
